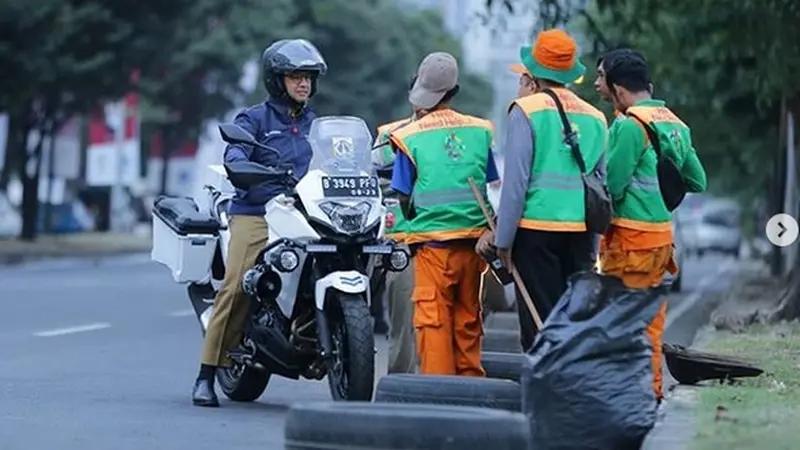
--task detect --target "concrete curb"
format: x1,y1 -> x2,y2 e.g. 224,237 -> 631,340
0,251 -> 151,271
643,386 -> 699,449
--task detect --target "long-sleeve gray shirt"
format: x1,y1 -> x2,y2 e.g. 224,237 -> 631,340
494,104 -> 606,250
494,106 -> 534,250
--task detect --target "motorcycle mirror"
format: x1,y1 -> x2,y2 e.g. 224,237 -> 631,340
223,161 -> 280,190
218,123 -> 259,147
219,123 -> 282,158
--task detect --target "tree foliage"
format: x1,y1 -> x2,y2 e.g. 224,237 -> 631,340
289,0 -> 493,132
488,0 -> 800,293
485,0 -> 798,203
138,0 -> 303,193
0,0 -> 492,239
0,0 -> 189,238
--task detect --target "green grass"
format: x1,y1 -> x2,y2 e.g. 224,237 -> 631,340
692,322 -> 800,450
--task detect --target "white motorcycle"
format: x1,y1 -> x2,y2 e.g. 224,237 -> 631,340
151,116 -> 410,402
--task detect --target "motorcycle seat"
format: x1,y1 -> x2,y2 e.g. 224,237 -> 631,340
153,196 -> 221,236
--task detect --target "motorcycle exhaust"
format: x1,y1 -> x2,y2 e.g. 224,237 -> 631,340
242,263 -> 282,302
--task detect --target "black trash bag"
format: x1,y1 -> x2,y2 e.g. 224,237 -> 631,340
521,271 -> 666,450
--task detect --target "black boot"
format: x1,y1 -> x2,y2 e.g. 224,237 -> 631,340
192,365 -> 219,407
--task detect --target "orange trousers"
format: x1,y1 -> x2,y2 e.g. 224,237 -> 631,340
599,237 -> 678,400
411,244 -> 486,376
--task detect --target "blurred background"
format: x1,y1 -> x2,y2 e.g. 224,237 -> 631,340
0,0 -> 797,277
0,2 -> 798,448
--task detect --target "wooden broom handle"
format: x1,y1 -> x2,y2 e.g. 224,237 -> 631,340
468,177 -> 544,331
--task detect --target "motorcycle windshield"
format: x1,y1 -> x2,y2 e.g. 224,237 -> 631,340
307,116 -> 375,177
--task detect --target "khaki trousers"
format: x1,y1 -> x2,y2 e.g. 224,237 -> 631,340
385,257 -> 417,374
201,215 -> 268,367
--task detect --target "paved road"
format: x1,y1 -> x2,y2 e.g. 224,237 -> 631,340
0,253 -> 738,449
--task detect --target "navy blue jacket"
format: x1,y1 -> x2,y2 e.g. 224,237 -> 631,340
224,99 -> 316,216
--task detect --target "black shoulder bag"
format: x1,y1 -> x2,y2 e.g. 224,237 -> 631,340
626,113 -> 686,212
541,89 -> 613,234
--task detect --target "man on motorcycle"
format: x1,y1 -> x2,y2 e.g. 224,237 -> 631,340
388,52 -> 499,376
192,39 -> 327,407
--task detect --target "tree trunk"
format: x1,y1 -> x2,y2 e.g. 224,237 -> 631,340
1,108 -> 30,192
766,95 -> 800,321
78,115 -> 89,182
765,264 -> 800,322
158,127 -> 177,196
770,96 -> 788,276
44,130 -> 57,233
19,129 -> 45,241
0,127 -> 16,192
0,147 -> 10,191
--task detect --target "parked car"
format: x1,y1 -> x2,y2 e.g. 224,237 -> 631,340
679,198 -> 742,258
680,192 -> 714,213
36,200 -> 96,234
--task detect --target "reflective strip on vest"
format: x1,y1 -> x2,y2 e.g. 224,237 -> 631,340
530,172 -> 584,191
629,175 -> 660,192
412,187 -> 482,208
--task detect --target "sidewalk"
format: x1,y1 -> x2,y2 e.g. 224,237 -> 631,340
0,230 -> 151,266
643,386 -> 699,449
643,325 -> 713,450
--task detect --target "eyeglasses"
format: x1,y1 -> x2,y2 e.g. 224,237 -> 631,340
286,72 -> 313,82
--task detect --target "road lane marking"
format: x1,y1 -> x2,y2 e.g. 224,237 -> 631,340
168,309 -> 195,317
666,258 -> 736,328
33,322 -> 112,337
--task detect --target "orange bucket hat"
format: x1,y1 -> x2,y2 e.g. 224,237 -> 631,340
509,29 -> 585,85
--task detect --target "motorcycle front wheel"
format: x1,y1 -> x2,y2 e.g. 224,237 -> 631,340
216,363 -> 270,402
327,293 -> 375,402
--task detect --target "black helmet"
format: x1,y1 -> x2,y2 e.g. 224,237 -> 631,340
261,39 -> 327,100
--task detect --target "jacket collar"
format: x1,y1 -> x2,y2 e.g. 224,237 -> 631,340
266,98 -> 311,123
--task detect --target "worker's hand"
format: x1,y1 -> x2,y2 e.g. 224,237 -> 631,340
384,211 -> 396,229
475,229 -> 495,259
497,248 -> 512,270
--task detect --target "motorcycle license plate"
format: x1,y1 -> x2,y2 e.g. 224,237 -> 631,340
321,176 -> 379,198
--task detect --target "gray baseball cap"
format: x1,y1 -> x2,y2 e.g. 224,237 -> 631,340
409,52 -> 459,109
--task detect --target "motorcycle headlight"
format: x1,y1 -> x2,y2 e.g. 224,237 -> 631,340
270,247 -> 299,272
318,201 -> 373,235
387,248 -> 410,272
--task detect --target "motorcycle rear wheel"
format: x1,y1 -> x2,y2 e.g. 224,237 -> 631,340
327,293 -> 375,402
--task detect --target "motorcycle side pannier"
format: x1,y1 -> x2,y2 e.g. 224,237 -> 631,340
151,196 -> 220,283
